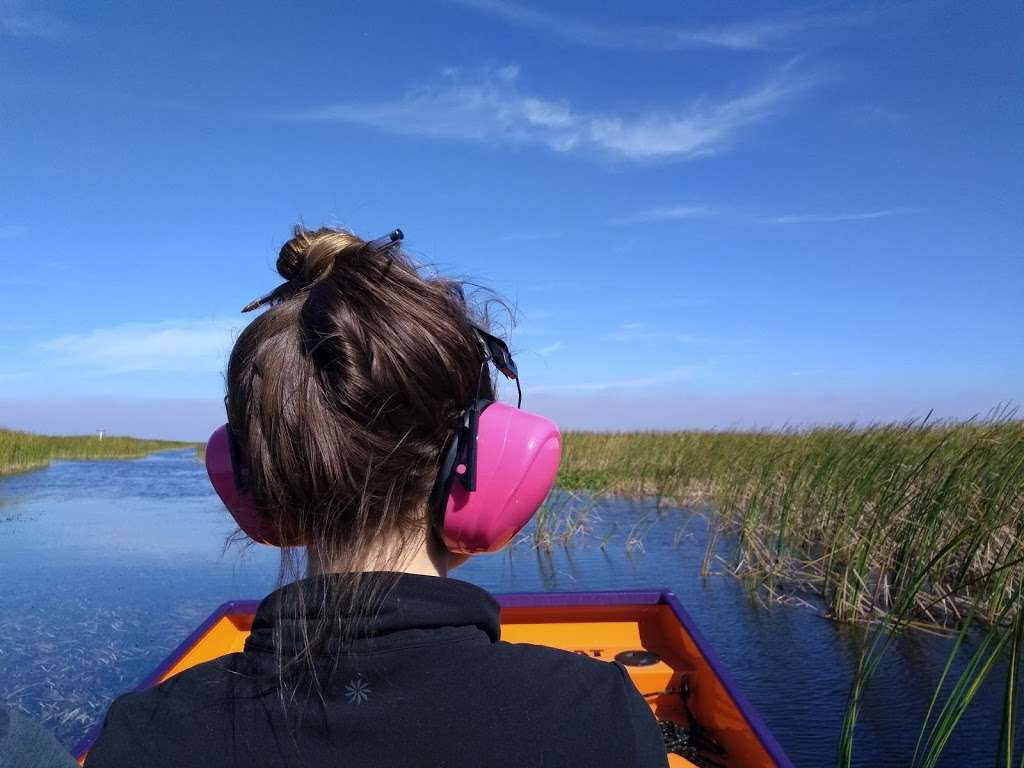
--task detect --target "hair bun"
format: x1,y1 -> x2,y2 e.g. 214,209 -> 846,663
276,229 -> 315,282
276,227 -> 365,287
241,227 -> 370,313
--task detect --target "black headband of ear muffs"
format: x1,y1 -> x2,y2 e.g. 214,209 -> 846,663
429,325 -> 521,527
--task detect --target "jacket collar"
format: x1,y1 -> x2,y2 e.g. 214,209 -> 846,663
245,572 -> 501,656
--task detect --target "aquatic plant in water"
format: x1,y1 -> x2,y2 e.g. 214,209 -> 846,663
558,414 -> 1024,632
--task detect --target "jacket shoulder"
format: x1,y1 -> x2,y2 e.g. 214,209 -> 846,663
491,641 -> 668,767
85,654 -> 252,767
493,639 -> 626,688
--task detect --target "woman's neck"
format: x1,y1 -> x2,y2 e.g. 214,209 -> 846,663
306,526 -> 459,578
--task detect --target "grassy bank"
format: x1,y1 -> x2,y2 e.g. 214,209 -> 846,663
558,416 -> 1024,630
0,428 -> 196,477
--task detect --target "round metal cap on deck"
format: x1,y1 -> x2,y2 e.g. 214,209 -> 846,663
614,649 -> 661,666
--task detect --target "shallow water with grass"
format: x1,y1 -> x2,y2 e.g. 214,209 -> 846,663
0,449 -> 1017,765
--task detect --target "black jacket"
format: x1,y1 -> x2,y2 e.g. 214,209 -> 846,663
87,574 -> 668,767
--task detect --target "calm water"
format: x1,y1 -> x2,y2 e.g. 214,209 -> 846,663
0,449 -> 1015,766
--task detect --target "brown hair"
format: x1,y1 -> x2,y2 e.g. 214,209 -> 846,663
225,226 -> 495,668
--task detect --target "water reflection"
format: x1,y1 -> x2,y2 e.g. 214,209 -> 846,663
0,450 -> 1015,766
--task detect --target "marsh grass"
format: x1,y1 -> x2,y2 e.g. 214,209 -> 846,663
0,427 -> 194,478
529,488 -> 602,550
560,415 -> 1024,630
836,564 -> 1024,766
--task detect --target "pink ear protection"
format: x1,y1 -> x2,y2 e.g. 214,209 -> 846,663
205,423 -> 280,545
428,398 -> 561,554
206,231 -> 561,554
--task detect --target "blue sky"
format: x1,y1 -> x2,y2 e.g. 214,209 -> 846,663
0,0 -> 1021,439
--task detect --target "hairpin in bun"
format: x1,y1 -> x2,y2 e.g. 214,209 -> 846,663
241,228 -> 404,313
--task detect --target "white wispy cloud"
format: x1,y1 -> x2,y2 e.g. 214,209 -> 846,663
536,341 -> 563,355
613,205 -> 907,226
294,66 -> 807,161
38,317 -> 247,376
453,0 -> 869,52
756,209 -> 904,224
609,205 -> 716,225
528,366 -> 695,393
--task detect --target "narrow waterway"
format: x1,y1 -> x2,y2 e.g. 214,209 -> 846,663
0,449 -> 1015,766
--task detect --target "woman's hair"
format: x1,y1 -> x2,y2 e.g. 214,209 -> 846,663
225,225 -> 495,670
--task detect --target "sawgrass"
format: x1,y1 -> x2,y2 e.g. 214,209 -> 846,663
558,414 -> 1024,630
836,557 -> 1024,766
0,427 -> 194,478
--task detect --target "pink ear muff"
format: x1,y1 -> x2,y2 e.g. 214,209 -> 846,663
205,424 -> 282,546
440,403 -> 561,555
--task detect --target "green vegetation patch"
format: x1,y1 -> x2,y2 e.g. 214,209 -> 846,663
559,417 -> 1024,630
0,428 -> 196,478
